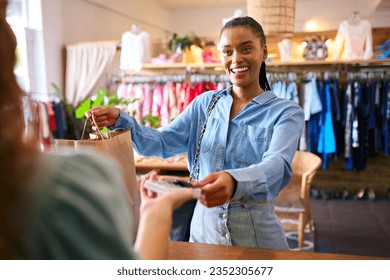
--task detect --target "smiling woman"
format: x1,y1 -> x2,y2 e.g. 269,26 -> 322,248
86,16 -> 305,250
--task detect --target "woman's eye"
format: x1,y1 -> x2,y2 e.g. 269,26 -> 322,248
242,47 -> 251,53
223,50 -> 232,55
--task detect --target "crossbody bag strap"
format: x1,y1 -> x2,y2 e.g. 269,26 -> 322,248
189,92 -> 223,183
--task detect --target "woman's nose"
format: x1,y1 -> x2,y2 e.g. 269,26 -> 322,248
232,51 -> 242,63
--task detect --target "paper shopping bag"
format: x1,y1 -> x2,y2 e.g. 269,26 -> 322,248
54,130 -> 140,240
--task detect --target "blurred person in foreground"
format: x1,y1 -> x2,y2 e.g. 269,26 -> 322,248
0,0 -> 195,260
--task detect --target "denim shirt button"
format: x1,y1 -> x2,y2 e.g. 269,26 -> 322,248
225,232 -> 231,239
222,213 -> 227,219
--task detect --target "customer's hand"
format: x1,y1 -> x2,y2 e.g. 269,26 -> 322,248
139,170 -> 195,213
194,171 -> 236,207
139,169 -> 159,198
136,170 -> 195,260
85,106 -> 120,130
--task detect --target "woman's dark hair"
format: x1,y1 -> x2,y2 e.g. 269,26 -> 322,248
220,16 -> 271,91
1,0 -> 37,259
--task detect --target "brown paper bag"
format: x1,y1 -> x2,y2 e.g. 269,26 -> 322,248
54,130 -> 140,240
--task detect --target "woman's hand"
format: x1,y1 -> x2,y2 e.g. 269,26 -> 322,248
85,106 -> 120,130
135,170 -> 195,260
139,170 -> 195,213
194,172 -> 236,207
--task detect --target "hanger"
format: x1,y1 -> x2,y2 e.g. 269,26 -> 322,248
348,11 -> 362,25
130,24 -> 141,35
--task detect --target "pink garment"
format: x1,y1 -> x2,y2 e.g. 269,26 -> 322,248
217,82 -> 226,91
116,80 -> 222,126
142,83 -> 152,118
125,83 -> 133,100
205,82 -> 217,91
333,19 -> 373,60
133,84 -> 143,122
151,83 -> 163,117
192,82 -> 204,101
37,102 -> 51,150
168,81 -> 178,120
160,84 -> 170,126
45,101 -> 57,131
117,83 -> 128,100
182,83 -> 191,111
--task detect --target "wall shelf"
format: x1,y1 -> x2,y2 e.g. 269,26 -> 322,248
121,58 -> 390,78
132,58 -> 390,72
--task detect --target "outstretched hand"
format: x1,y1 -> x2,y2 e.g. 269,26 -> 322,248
194,171 -> 236,208
85,106 -> 120,130
135,170 -> 195,260
139,170 -> 196,214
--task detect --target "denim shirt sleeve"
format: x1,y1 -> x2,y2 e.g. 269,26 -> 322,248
108,95 -> 209,159
225,105 -> 304,201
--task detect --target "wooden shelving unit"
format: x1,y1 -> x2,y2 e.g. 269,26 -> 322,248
122,58 -> 390,75
120,58 -> 390,83
139,58 -> 390,69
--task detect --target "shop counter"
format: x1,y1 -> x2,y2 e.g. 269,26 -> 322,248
167,241 -> 386,260
135,154 -> 188,173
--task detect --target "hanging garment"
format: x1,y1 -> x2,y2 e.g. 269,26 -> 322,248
301,77 -> 322,121
142,83 -> 153,120
52,101 -> 68,139
344,81 -> 369,171
333,19 -> 373,60
383,81 -> 390,156
120,30 -> 151,71
317,81 -> 336,169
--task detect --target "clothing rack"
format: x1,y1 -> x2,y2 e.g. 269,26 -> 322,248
106,70 -> 229,92
27,91 -> 63,103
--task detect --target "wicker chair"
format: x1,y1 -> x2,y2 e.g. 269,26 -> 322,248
274,150 -> 322,249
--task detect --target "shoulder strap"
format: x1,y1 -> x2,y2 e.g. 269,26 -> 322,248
189,92 -> 223,182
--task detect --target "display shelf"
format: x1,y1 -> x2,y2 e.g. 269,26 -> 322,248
122,58 -> 390,77
138,58 -> 390,69
125,58 -> 390,74
141,62 -> 223,69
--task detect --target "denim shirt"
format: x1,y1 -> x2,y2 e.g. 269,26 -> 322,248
112,86 -> 304,248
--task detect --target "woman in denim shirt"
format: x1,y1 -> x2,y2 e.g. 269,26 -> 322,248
89,17 -> 304,250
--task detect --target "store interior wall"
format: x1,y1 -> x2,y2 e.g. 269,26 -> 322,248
169,0 -> 385,37
39,0 -> 390,100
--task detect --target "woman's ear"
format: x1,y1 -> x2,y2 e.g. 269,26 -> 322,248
263,45 -> 268,60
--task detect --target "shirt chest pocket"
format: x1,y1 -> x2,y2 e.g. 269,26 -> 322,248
233,125 -> 273,165
200,117 -> 219,154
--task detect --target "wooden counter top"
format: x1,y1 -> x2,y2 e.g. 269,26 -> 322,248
135,154 -> 188,172
168,241 -> 387,260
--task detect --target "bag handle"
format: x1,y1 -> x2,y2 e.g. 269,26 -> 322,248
188,92 -> 223,183
81,113 -> 107,140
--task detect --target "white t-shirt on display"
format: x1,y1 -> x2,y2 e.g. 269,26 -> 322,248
333,18 -> 373,61
120,26 -> 151,71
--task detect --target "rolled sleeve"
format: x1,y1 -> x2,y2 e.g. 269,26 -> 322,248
108,109 -> 135,131
225,167 -> 268,201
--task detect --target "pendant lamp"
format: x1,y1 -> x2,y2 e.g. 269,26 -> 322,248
247,0 -> 296,38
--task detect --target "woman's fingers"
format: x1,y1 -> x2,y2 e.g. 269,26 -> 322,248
85,106 -> 120,129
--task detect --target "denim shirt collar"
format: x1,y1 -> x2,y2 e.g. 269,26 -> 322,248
225,86 -> 276,105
